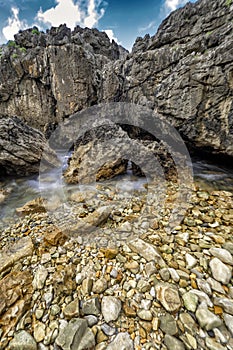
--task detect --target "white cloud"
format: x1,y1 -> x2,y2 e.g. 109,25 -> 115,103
36,0 -> 105,30
37,0 -> 81,28
2,7 -> 28,41
103,29 -> 120,44
84,0 -> 105,28
164,0 -> 188,12
139,21 -> 156,33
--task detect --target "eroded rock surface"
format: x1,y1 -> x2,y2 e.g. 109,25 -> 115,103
103,0 -> 233,157
0,116 -> 60,176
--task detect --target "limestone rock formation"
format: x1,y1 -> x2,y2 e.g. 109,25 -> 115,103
0,0 -> 232,161
103,0 -> 233,157
0,25 -> 128,134
0,116 -> 60,176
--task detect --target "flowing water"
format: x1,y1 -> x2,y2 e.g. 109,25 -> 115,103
1,155 -> 233,229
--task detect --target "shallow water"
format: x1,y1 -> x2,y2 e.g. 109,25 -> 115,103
0,155 -> 233,228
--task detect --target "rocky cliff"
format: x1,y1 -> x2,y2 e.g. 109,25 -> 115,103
103,0 -> 233,157
0,25 -> 127,135
0,0 -> 232,159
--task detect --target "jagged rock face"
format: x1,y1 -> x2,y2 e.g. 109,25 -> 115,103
0,25 -> 128,133
0,0 -> 232,158
103,0 -> 233,157
0,116 -> 60,176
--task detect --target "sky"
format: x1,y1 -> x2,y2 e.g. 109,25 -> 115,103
0,0 -> 197,50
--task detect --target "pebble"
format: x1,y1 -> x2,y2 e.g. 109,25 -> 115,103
156,283 -> 181,313
159,313 -> 178,335
56,318 -> 95,350
164,334 -> 185,350
101,296 -> 121,323
63,299 -> 80,319
33,322 -> 46,342
106,332 -> 133,350
82,298 -> 100,316
182,292 -> 199,312
92,277 -> 108,294
205,337 -> 225,350
223,313 -> 233,336
137,309 -> 153,321
1,185 -> 233,350
8,330 -> 37,350
209,258 -> 232,284
32,266 -> 48,290
196,304 -> 222,331
209,247 -> 233,265
185,253 -> 197,269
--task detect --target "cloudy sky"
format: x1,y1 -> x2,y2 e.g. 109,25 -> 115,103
0,0 -> 197,50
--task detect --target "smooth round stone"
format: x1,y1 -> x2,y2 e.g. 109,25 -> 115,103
101,296 -> 121,323
137,309 -> 153,321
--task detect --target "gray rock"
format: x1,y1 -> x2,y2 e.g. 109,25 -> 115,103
164,334 -> 185,350
9,330 -> 37,350
159,313 -> 178,335
209,258 -> 232,285
84,315 -> 98,327
205,337 -> 225,350
207,277 -> 226,294
159,268 -> 170,281
196,304 -> 222,331
223,242 -> 233,255
106,332 -> 133,350
209,248 -> 233,265
224,313 -> 233,336
56,318 -> 95,350
0,117 -> 59,176
179,313 -> 198,335
189,290 -> 213,307
101,324 -> 117,336
213,297 -> 233,315
182,291 -> 199,312
196,279 -> 212,296
0,0 -> 233,159
82,297 -> 100,316
101,296 -> 121,323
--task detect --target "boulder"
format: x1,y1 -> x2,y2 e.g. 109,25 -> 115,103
0,116 -> 60,176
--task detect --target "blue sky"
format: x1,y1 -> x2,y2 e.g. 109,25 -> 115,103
0,0 -> 197,50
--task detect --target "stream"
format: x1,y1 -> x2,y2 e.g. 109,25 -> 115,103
1,155 -> 233,230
